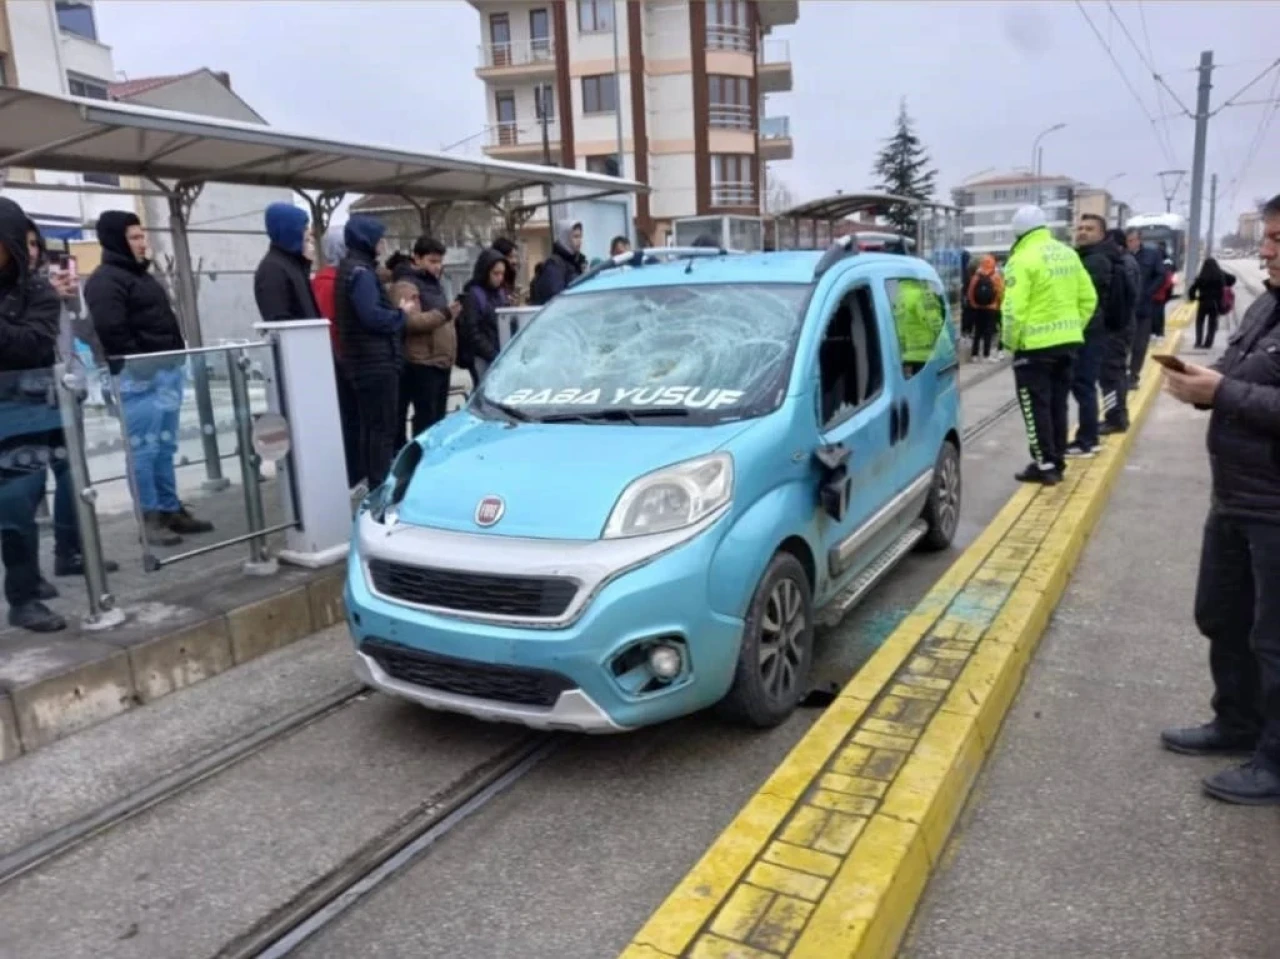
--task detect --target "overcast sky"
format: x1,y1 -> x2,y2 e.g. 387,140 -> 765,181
96,0 -> 1280,228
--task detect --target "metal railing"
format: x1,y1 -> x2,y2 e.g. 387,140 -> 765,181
709,104 -> 752,130
706,26 -> 752,52
489,121 -> 557,149
758,37 -> 790,65
711,182 -> 757,207
479,39 -> 555,69
760,115 -> 790,139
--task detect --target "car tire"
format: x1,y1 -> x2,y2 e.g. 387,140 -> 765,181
918,440 -> 961,552
718,552 -> 815,728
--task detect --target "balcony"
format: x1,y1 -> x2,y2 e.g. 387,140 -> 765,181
706,26 -> 752,53
709,104 -> 752,131
484,120 -> 561,161
711,182 -> 758,209
759,115 -> 793,161
476,39 -> 556,79
757,38 -> 792,93
757,0 -> 799,28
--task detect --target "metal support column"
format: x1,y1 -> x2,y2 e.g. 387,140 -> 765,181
298,190 -> 345,270
55,362 -> 125,629
228,349 -> 276,576
1207,173 -> 1218,257
1185,50 -> 1214,278
162,182 -> 229,491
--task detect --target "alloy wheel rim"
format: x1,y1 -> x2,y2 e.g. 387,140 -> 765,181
937,453 -> 960,538
759,578 -> 806,702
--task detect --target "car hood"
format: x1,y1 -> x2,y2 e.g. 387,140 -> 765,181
396,412 -> 751,539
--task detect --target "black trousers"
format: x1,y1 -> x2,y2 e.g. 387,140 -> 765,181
334,360 -> 362,489
1195,510 -> 1280,769
400,363 -> 451,445
1195,302 -> 1221,349
1099,324 -> 1132,427
1013,350 -> 1074,469
351,370 -> 400,489
1130,309 -> 1153,382
1,467 -> 46,606
973,309 -> 999,358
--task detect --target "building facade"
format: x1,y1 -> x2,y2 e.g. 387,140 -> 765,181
953,173 -> 1076,256
0,0 -> 135,244
469,0 -> 795,253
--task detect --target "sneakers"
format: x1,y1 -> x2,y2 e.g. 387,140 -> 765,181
1064,442 -> 1097,459
9,600 -> 67,633
54,553 -> 120,577
143,511 -> 183,547
1015,463 -> 1062,485
167,506 -> 214,535
1100,421 -> 1128,436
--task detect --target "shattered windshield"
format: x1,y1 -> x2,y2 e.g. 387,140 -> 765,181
479,283 -> 810,423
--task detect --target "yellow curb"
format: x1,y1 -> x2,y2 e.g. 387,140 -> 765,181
619,329 -> 1182,959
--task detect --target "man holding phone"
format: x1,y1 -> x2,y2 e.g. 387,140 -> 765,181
1160,192 -> 1280,806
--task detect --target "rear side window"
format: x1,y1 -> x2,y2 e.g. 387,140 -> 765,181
817,286 -> 885,429
884,276 -> 948,378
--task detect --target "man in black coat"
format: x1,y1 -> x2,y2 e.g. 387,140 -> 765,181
0,198 -> 68,630
84,210 -> 213,547
529,220 -> 585,306
1067,214 -> 1126,455
1127,228 -> 1166,388
1160,193 -> 1280,806
254,202 -> 320,322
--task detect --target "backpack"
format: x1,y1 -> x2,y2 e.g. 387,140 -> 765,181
1154,270 -> 1174,304
971,273 -> 997,308
1220,285 -> 1235,315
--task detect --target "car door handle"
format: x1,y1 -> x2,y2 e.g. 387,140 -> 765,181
898,400 -> 911,440
889,404 -> 900,445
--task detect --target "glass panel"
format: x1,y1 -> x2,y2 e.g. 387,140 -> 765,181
56,1 -> 97,41
885,277 -> 950,377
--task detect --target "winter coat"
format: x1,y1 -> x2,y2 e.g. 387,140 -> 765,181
529,221 -> 586,306
1189,262 -> 1235,315
389,266 -> 456,369
84,210 -> 185,375
0,198 -> 60,376
1076,239 -> 1128,333
254,202 -> 319,323
1133,244 -> 1165,319
1207,285 -> 1280,521
335,216 -> 404,379
311,266 -> 342,358
457,249 -> 506,368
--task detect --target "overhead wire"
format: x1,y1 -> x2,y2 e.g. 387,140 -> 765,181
1224,64 -> 1280,212
1211,57 -> 1280,115
1134,1 -> 1180,166
1105,0 -> 1194,117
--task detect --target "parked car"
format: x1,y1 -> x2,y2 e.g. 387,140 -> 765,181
345,242 -> 962,731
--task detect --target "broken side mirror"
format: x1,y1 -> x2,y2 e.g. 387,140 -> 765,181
814,443 -> 852,522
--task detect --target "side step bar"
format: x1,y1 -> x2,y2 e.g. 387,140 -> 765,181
817,520 -> 928,628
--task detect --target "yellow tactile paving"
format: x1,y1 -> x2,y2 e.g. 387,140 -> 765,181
620,305 -> 1194,959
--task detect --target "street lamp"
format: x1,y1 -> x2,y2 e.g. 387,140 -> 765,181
1031,122 -> 1067,207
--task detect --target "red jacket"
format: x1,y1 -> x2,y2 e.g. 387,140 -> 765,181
311,266 -> 341,358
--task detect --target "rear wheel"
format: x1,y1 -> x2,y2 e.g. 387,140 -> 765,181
718,553 -> 814,728
919,440 -> 961,552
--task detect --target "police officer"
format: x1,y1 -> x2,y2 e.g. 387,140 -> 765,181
1001,206 -> 1097,485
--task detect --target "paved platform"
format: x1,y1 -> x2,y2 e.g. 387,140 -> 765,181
619,309 -> 1191,959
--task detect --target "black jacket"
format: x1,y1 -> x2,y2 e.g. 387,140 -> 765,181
1133,245 -> 1165,320
0,199 -> 59,376
84,250 -> 185,374
1076,239 -> 1129,334
1119,249 -> 1140,324
529,242 -> 585,306
390,261 -> 450,316
335,217 -> 403,379
254,245 -> 320,323
458,251 -> 505,368
1208,286 -> 1280,521
1189,266 -> 1234,314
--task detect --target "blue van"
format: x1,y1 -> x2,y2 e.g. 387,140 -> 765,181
346,241 -> 962,731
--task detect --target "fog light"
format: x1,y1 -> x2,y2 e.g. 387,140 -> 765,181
648,644 -> 682,680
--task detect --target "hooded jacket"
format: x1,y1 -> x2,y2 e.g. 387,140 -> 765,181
391,260 -> 455,369
84,210 -> 185,374
1075,237 -> 1127,334
311,226 -> 345,358
458,248 -> 506,367
966,255 -> 1004,311
1206,285 -> 1280,521
254,203 -> 320,323
0,198 -> 60,376
1189,259 -> 1234,313
335,216 -> 404,376
1133,243 -> 1165,319
529,220 -> 585,306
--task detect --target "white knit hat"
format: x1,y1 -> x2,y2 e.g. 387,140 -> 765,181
1011,205 -> 1048,238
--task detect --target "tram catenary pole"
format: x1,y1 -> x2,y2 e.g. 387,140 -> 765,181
1185,50 -> 1214,278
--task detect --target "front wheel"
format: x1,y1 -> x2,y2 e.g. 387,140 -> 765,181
718,553 -> 815,728
918,440 -> 961,552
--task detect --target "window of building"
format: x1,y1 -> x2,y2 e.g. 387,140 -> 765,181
710,154 -> 756,207
530,8 -> 551,58
494,90 -> 517,145
992,188 -> 1007,201
707,0 -> 750,50
818,286 -> 885,428
578,0 -> 614,33
586,154 -> 620,177
488,12 -> 511,65
581,74 -> 617,114
534,83 -> 555,122
708,74 -> 751,129
67,73 -> 109,100
55,1 -> 98,41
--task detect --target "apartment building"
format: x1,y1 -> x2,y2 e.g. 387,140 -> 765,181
470,0 -> 796,254
1238,210 -> 1263,245
952,172 -> 1077,256
0,0 -> 132,245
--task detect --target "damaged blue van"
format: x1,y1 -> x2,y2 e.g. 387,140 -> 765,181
346,241 -> 961,731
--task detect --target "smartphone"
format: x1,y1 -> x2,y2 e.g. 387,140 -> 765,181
1152,354 -> 1187,373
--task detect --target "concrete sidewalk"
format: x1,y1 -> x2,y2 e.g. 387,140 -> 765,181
905,333 -> 1280,956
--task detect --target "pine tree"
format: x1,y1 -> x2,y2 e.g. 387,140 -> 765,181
872,99 -> 938,236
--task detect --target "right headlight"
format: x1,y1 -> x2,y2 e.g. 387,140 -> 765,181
602,452 -> 733,539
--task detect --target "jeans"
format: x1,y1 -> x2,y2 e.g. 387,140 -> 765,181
1071,330 -> 1104,450
399,363 -> 451,446
119,366 -> 184,514
1195,510 -> 1280,770
352,371 -> 400,489
51,456 -> 80,559
0,467 -> 46,605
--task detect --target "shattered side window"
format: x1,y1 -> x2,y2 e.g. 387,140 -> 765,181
482,283 -> 809,421
885,277 -> 951,378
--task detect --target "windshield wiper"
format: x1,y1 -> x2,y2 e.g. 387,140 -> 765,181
476,393 -> 530,423
538,408 -> 691,425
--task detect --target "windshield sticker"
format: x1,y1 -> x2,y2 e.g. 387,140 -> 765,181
503,386 -> 746,410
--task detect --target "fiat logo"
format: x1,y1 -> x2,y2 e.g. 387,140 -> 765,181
474,495 -> 505,527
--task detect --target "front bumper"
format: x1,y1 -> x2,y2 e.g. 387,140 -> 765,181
346,512 -> 746,731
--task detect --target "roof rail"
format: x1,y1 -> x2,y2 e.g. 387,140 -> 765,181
813,235 -> 857,279
569,246 -> 742,288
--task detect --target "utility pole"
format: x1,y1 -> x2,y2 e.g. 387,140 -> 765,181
1207,172 -> 1218,257
1157,170 -> 1186,213
1185,50 -> 1213,277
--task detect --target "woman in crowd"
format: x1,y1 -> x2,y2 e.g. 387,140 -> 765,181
457,248 -> 507,387
1188,257 -> 1236,351
310,226 -> 363,492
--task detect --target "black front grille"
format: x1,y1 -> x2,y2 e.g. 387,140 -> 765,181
361,637 -> 576,708
368,558 -> 577,618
